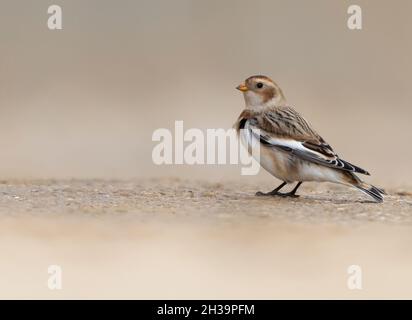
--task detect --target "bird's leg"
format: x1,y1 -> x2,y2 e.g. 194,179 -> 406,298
256,182 -> 287,196
256,181 -> 303,198
278,182 -> 303,198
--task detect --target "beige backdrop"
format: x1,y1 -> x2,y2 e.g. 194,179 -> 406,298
1,0 -> 411,187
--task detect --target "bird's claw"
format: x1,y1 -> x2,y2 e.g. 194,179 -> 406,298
255,191 -> 299,198
255,191 -> 268,196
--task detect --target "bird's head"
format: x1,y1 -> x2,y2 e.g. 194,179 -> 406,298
236,75 -> 286,109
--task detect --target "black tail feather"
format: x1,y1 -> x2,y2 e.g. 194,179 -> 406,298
356,184 -> 384,203
340,159 -> 370,176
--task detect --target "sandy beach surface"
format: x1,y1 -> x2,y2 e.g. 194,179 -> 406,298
1,178 -> 412,299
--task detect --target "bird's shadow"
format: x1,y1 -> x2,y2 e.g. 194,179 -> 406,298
301,195 -> 377,204
250,193 -> 378,205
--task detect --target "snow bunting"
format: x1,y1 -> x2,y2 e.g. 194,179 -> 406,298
235,75 -> 384,202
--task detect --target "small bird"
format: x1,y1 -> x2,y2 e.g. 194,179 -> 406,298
235,75 -> 385,202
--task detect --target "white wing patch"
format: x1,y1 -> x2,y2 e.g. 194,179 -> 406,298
247,121 -> 370,175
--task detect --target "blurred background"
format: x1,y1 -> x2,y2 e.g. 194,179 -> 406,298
0,0 -> 411,187
1,0 -> 412,300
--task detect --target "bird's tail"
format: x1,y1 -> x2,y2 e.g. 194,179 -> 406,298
342,171 -> 385,203
354,182 -> 386,203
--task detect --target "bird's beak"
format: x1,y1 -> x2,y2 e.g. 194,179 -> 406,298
236,83 -> 248,92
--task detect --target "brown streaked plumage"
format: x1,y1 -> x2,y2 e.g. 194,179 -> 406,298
235,75 -> 385,202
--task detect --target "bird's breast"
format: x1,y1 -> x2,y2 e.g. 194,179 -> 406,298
239,126 -> 295,182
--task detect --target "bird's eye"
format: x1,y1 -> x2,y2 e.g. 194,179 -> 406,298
256,82 -> 263,89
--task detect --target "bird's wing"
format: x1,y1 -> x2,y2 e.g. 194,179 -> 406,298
246,106 -> 370,175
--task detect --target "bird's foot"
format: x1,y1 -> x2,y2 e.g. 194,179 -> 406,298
279,192 -> 300,198
255,191 -> 299,198
255,191 -> 272,196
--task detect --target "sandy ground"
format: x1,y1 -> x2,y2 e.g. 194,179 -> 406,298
1,178 -> 412,299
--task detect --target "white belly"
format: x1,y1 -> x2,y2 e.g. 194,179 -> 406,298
240,126 -> 294,182
240,127 -> 343,183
